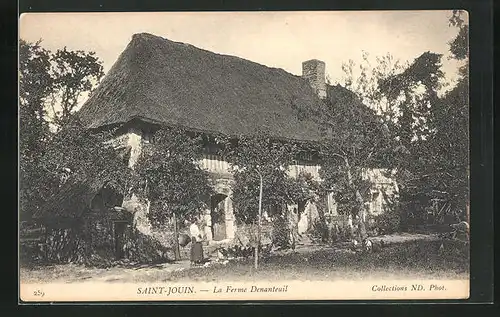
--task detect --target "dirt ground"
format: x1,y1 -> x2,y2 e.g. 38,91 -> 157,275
20,233 -> 469,284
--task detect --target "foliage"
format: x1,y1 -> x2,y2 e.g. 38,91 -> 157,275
381,13 -> 468,219
216,243 -> 273,260
270,214 -> 292,247
46,119 -> 132,184
333,11 -> 469,225
339,51 -> 408,117
19,39 -> 105,131
19,39 -> 54,220
48,47 -> 105,128
122,229 -> 172,265
286,171 -> 320,208
318,96 -> 391,225
378,51 -> 444,148
19,39 -> 123,221
448,10 -> 469,77
421,74 -> 468,214
221,134 -> 298,224
368,211 -> 400,236
134,128 -> 214,226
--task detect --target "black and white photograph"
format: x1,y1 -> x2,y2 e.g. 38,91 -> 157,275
19,11 -> 470,301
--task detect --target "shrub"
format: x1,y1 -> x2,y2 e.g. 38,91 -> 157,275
367,198 -> 401,235
123,229 -> 171,264
271,215 -> 292,248
19,241 -> 46,266
216,243 -> 273,259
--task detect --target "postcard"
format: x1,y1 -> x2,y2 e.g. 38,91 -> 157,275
19,11 -> 470,302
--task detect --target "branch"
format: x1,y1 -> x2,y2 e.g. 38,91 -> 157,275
330,152 -> 347,161
40,163 -> 63,177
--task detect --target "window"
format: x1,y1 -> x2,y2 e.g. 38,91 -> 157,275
203,142 -> 221,155
122,148 -> 132,166
143,130 -> 154,143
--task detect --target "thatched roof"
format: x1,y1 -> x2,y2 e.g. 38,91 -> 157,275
77,33 -> 327,142
32,175 -> 125,221
326,84 -> 381,124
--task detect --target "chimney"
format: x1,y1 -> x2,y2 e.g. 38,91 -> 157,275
302,59 -> 327,99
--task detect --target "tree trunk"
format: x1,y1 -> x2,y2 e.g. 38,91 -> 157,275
345,158 -> 367,240
254,172 -> 263,269
172,213 -> 181,261
356,190 -> 367,241
345,159 -> 357,234
315,197 -> 329,243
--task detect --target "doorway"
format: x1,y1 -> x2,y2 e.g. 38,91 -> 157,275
113,221 -> 127,260
211,194 -> 227,241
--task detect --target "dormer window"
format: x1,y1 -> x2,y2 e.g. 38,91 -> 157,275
296,150 -> 316,164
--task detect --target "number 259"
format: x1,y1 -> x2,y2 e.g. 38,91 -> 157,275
33,290 -> 44,297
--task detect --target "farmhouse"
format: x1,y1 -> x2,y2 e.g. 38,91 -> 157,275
38,33 -> 398,260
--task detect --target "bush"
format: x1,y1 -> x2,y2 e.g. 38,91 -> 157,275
336,224 -> 354,242
45,227 -> 89,263
310,219 -> 328,242
367,201 -> 401,235
19,241 -> 46,266
216,243 -> 273,259
271,216 -> 291,248
374,212 -> 400,234
123,229 -> 171,264
234,222 -> 273,247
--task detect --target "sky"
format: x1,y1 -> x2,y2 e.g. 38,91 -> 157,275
20,11 -> 465,95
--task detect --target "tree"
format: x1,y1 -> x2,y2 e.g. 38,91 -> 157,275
134,128 -> 214,260
293,55 -> 406,238
19,39 -> 120,222
339,51 -> 408,117
286,171 -> 320,212
425,79 -> 468,216
221,133 -> 314,264
338,50 -> 448,227
318,94 -> 392,239
419,10 -> 469,220
448,10 -> 469,78
332,11 -> 469,227
19,39 -> 54,220
222,134 -> 298,225
378,12 -> 469,224
47,47 -> 105,130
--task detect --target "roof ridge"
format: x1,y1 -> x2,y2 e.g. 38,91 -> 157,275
131,32 -> 303,79
77,33 -> 330,142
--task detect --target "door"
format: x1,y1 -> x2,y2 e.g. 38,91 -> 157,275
114,221 -> 127,260
211,194 -> 227,241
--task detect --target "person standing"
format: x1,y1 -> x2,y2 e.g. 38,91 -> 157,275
189,216 -> 204,266
288,207 -> 300,250
326,215 -> 339,245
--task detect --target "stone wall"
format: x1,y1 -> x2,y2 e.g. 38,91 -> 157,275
233,222 -> 273,247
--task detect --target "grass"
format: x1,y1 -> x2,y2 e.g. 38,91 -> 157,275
20,238 -> 469,283
166,239 -> 468,282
